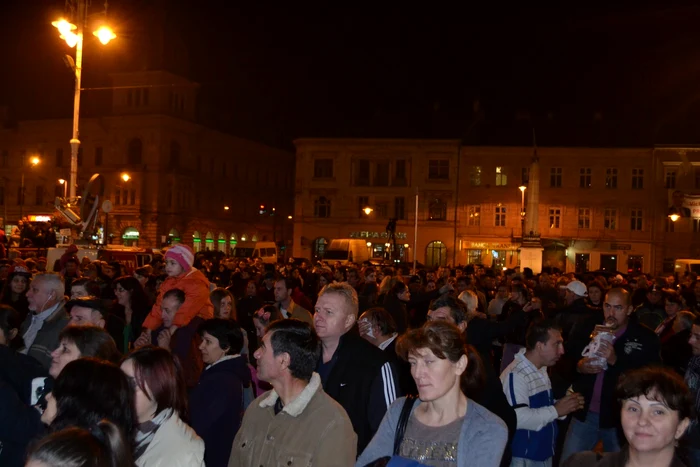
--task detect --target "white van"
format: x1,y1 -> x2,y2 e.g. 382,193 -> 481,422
232,241 -> 278,264
324,239 -> 370,265
674,259 -> 700,275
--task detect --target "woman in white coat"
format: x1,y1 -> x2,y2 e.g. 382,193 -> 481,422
121,346 -> 205,467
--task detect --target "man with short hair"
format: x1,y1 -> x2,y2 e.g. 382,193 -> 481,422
66,295 -> 127,353
560,288 -> 661,462
314,283 -> 400,454
230,319 -> 356,466
501,321 -> 584,466
274,277 -> 313,325
20,273 -> 69,369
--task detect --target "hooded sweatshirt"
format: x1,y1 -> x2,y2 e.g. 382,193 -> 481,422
189,355 -> 252,467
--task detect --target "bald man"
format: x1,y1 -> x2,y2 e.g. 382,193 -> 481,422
560,288 -> 660,462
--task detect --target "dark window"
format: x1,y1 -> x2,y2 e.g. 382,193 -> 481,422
495,204 -> 507,227
428,160 -> 449,180
666,170 -> 676,189
428,199 -> 447,221
130,189 -> 136,205
395,159 -> 407,185
375,161 -> 389,186
579,168 -> 591,188
143,88 -> 150,106
395,196 -> 405,220
605,168 -> 618,189
35,186 -> 43,206
94,147 -> 103,166
170,141 -> 181,168
56,148 -> 64,167
550,168 -> 562,187
521,167 -> 530,184
127,139 -> 142,165
630,209 -> 643,231
632,168 -> 644,189
356,159 -> 370,186
134,89 -> 141,107
314,159 -> 333,178
314,196 -> 331,218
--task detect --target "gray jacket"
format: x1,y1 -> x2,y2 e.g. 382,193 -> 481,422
20,301 -> 69,369
356,397 -> 508,467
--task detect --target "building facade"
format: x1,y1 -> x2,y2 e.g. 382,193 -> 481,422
0,70 -> 294,251
292,139 -> 700,274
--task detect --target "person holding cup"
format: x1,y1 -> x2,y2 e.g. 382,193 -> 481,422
560,288 -> 661,463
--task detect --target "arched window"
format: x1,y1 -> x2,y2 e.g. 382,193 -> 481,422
313,237 -> 328,259
192,231 -> 201,253
314,196 -> 331,218
218,232 -> 227,253
127,138 -> 143,165
252,234 -> 258,242
170,141 -> 181,168
205,232 -> 214,251
428,199 -> 447,221
426,241 -> 447,267
230,233 -> 237,247
241,233 -> 248,242
122,227 -> 140,247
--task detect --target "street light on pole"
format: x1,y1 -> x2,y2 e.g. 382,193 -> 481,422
58,179 -> 68,199
52,1 -> 115,200
20,156 -> 41,220
519,185 -> 527,242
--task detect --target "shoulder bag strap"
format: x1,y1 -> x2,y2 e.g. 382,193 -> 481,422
393,395 -> 417,455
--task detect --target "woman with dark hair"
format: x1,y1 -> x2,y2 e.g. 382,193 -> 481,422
120,346 -> 204,467
564,367 -> 693,467
252,305 -> 282,340
26,421 -> 133,467
356,321 -> 508,467
190,319 -> 251,467
210,287 -> 236,320
382,280 -> 411,334
587,280 -> 606,310
0,263 -> 31,322
41,358 -> 135,443
113,275 -> 151,351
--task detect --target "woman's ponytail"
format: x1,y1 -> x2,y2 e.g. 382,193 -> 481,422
460,343 -> 487,400
95,420 -> 133,467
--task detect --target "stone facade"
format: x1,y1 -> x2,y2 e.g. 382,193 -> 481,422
292,139 -> 700,274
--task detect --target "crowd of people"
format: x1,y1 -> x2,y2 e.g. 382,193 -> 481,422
1,244 -> 700,467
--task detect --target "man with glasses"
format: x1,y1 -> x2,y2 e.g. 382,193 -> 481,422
560,288 -> 661,462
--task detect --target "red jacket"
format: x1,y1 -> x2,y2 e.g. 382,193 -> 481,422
143,268 -> 214,330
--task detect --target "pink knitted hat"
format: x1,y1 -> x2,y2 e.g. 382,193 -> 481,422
165,244 -> 195,272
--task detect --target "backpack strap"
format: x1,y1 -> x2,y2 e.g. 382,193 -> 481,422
393,395 -> 417,455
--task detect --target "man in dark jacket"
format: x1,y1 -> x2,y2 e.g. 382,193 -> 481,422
314,282 -> 401,455
560,288 -> 661,463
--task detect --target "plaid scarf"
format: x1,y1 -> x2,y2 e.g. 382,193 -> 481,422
133,408 -> 173,460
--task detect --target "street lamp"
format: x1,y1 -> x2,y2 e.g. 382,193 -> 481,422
669,213 -> 680,223
363,206 -> 373,216
121,173 -> 131,183
519,185 -> 527,242
287,215 -> 293,219
52,2 -> 116,200
224,206 -> 230,211
58,179 -> 68,199
20,156 -> 41,220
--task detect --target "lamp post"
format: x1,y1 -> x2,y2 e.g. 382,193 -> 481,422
20,156 -> 41,220
519,185 -> 527,243
58,179 -> 68,199
363,206 -> 373,216
52,2 -> 115,200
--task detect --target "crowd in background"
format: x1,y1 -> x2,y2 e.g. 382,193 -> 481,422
1,245 -> 700,467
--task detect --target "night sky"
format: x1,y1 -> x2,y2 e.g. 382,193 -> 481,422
2,1 -> 700,149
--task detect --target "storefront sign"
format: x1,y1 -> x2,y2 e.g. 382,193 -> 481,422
611,243 -> 632,251
349,231 -> 408,240
465,241 -> 518,250
27,215 -> 52,222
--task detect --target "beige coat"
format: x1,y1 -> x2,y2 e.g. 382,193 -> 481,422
229,372 -> 357,467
